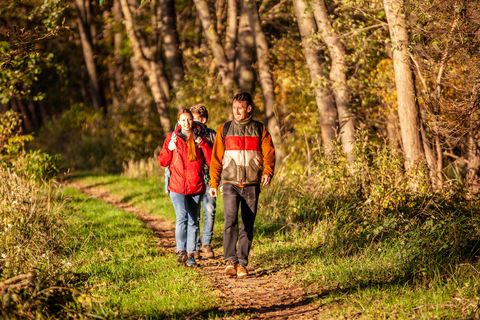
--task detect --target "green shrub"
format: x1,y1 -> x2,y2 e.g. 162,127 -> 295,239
0,167 -> 80,318
259,131 -> 480,277
0,110 -> 60,181
35,104 -> 163,173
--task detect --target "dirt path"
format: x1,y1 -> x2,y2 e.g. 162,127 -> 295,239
69,182 -> 324,319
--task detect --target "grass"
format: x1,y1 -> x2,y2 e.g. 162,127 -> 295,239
66,173 -> 480,319
62,186 -> 217,318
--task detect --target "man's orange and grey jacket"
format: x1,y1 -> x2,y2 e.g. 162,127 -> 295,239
209,119 -> 275,189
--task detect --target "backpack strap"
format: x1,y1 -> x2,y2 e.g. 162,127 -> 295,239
222,120 -> 232,144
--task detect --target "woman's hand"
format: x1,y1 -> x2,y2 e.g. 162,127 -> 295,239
168,135 -> 177,151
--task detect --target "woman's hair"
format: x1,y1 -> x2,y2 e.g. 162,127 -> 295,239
177,108 -> 193,120
176,108 -> 197,161
190,104 -> 208,120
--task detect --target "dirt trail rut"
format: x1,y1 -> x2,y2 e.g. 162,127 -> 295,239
70,182 -> 324,319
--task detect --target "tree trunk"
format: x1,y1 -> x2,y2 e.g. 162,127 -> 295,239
293,0 -> 337,155
193,0 -> 234,91
244,0 -> 284,159
236,3 -> 255,92
383,0 -> 425,175
311,0 -> 355,162
104,0 -> 123,110
466,129 -> 480,198
158,0 -> 184,88
225,0 -> 238,85
75,0 -> 105,111
120,0 -> 172,135
11,97 -> 33,133
216,0 -> 227,35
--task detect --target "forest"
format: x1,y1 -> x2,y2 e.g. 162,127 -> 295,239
1,0 -> 480,318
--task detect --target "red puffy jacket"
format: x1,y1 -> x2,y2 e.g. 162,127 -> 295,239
158,129 -> 212,195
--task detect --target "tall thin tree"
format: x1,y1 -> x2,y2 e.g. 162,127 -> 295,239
293,0 -> 337,155
244,0 -> 284,159
311,0 -> 355,162
383,0 -> 426,180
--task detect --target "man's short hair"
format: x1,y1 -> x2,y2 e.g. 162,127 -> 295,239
190,104 -> 208,119
233,92 -> 254,110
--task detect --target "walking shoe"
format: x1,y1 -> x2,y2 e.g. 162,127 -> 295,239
237,264 -> 248,278
224,260 -> 237,277
186,253 -> 196,267
194,251 -> 201,260
201,244 -> 214,259
177,251 -> 187,265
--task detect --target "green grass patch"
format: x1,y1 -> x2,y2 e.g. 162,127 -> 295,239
67,173 -> 225,247
66,173 -> 480,319
62,187 -> 216,318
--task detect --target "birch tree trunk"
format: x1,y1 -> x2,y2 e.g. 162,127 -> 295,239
104,0 -> 123,110
158,0 -> 184,88
216,0 -> 227,35
293,0 -> 337,155
120,0 -> 172,135
224,0 -> 238,84
236,3 -> 255,93
311,0 -> 355,162
244,0 -> 284,159
466,130 -> 480,198
193,0 -> 234,91
383,0 -> 425,176
75,0 -> 105,110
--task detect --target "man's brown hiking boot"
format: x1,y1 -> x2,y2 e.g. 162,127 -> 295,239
224,260 -> 237,277
236,264 -> 248,278
201,244 -> 214,259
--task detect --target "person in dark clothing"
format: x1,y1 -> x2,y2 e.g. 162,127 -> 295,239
208,92 -> 276,278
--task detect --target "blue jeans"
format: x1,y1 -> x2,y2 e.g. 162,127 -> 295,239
169,192 -> 201,253
196,186 -> 217,249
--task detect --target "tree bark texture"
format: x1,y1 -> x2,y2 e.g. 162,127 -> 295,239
158,0 -> 184,88
193,0 -> 234,90
467,130 -> 480,198
244,0 -> 284,159
236,3 -> 255,93
120,0 -> 172,135
225,0 -> 238,84
293,0 -> 337,155
75,0 -> 105,110
311,0 -> 355,162
383,0 -> 425,172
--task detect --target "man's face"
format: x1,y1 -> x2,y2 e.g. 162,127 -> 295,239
232,100 -> 252,122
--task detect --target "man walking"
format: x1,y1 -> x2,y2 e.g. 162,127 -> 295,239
190,104 -> 217,259
209,92 -> 275,278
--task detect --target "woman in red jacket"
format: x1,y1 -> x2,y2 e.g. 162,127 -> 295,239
158,109 -> 212,267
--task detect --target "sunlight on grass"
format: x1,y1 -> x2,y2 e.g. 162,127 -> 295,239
65,174 -> 480,319
69,174 -> 225,246
62,187 -> 216,318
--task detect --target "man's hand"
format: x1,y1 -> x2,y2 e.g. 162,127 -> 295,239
209,187 -> 217,198
261,174 -> 271,186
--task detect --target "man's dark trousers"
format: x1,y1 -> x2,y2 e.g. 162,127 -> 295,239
222,183 -> 260,266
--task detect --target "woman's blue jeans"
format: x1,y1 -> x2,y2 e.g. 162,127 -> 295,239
169,192 -> 201,253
